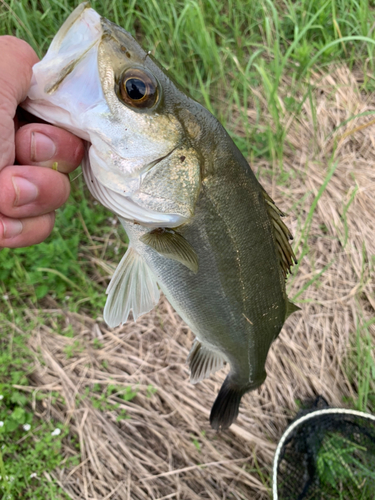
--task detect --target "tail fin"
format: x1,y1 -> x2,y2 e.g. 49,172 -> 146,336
210,376 -> 248,431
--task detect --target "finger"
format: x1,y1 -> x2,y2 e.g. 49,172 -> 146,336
15,123 -> 85,173
0,36 -> 39,170
0,212 -> 55,248
0,165 -> 70,219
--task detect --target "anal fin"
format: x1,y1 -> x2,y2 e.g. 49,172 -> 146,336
104,246 -> 160,328
187,340 -> 226,384
140,228 -> 198,273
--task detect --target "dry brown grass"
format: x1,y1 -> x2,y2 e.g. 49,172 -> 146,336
21,66 -> 375,499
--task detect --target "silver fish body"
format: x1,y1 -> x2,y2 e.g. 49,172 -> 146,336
23,3 -> 298,429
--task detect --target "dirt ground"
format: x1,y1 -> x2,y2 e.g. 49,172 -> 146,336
25,66 -> 375,499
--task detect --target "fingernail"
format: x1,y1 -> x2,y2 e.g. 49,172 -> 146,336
12,177 -> 39,207
1,217 -> 23,239
31,132 -> 56,162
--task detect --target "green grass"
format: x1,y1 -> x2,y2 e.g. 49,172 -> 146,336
1,0 -> 375,497
317,431 -> 375,498
0,317 -> 78,499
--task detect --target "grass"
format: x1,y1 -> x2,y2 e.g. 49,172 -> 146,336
317,431 -> 375,498
0,316 -> 78,499
0,0 -> 375,498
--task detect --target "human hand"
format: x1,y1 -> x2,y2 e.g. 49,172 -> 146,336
0,36 -> 84,248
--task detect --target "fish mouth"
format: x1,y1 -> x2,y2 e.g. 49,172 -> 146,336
44,41 -> 98,94
48,2 -> 93,51
23,3 -> 104,141
44,4 -> 136,96
41,3 -> 103,95
26,2 -> 178,181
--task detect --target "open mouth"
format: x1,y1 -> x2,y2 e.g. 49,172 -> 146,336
44,40 -> 99,95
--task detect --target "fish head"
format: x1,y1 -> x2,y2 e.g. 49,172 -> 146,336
24,3 -> 201,227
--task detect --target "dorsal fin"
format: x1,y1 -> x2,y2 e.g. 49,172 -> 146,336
262,191 -> 297,278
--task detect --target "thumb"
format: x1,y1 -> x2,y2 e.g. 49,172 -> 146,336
0,36 -> 39,170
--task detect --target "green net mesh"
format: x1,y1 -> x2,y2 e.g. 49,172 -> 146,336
273,397 -> 375,499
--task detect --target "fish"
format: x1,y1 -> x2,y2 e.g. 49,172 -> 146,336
23,3 -> 299,430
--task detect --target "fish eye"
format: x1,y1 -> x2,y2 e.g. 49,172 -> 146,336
119,68 -> 158,109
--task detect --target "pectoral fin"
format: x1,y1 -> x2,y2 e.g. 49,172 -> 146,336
187,340 -> 226,384
140,228 -> 198,273
104,246 -> 160,328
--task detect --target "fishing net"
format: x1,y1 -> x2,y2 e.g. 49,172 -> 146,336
272,397 -> 375,499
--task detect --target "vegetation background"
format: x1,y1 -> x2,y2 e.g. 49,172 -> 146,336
0,0 -> 375,498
